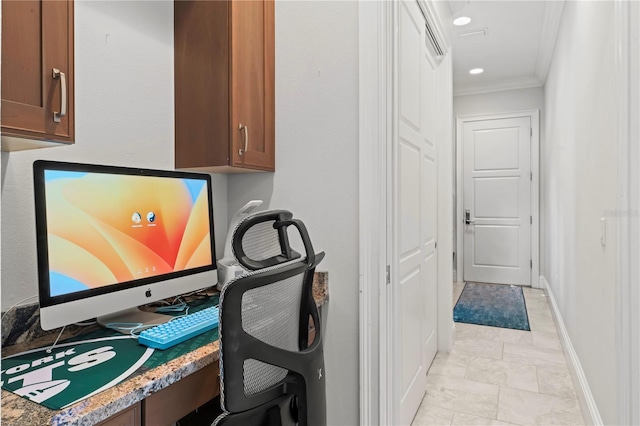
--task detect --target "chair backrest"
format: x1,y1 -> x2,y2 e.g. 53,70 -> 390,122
215,210 -> 326,426
232,210 -> 302,270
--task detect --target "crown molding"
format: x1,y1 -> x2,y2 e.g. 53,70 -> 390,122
534,1 -> 566,83
453,75 -> 543,97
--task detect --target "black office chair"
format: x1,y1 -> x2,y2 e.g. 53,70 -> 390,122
213,210 -> 326,426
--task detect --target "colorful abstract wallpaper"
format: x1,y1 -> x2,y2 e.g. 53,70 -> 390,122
43,171 -> 213,297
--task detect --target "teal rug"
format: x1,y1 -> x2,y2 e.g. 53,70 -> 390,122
453,282 -> 530,331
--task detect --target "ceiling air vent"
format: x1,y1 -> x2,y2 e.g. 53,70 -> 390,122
459,28 -> 488,38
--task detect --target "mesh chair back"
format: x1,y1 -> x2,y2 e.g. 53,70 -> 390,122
216,210 -> 326,426
240,271 -> 303,397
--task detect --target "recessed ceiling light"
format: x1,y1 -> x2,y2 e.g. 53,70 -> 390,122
453,16 -> 471,26
469,68 -> 484,75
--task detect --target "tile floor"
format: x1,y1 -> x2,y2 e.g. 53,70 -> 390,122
412,282 -> 586,426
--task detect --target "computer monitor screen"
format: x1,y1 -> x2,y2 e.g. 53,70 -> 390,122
33,161 -> 217,330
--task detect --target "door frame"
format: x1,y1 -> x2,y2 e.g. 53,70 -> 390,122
358,1 -> 453,424
455,110 -> 540,287
614,0 -> 639,424
358,1 -> 393,424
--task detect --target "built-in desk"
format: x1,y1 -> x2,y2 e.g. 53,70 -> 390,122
1,273 -> 328,425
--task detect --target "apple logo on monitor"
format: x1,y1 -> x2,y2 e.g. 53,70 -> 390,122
145,288 -> 152,298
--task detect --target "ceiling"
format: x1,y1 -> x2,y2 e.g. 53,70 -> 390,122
448,1 -> 565,96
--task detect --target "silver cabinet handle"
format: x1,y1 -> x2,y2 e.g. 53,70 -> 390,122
238,123 -> 248,156
52,68 -> 67,123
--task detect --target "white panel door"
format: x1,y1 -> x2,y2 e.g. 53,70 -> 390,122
462,117 -> 531,285
419,5 -> 438,388
395,1 -> 438,424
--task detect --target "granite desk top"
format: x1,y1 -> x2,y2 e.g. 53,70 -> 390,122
1,272 -> 328,426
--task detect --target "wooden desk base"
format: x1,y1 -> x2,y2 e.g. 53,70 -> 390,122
144,363 -> 220,425
96,363 -> 220,426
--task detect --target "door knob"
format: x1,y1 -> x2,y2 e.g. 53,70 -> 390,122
465,209 -> 475,225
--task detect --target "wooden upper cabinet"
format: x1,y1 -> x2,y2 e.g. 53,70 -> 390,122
175,0 -> 275,172
1,0 -> 74,151
229,0 -> 274,171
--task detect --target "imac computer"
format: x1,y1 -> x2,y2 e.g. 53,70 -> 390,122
33,160 -> 218,330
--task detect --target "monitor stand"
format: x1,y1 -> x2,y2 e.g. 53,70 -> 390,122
97,307 -> 172,334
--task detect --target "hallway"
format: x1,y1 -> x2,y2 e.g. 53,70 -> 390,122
359,0 -> 639,423
411,283 -> 586,425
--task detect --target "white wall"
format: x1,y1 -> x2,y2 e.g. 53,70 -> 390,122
453,87 -> 544,277
454,86 -> 544,118
227,2 -> 360,424
0,1 -> 227,310
630,5 -> 640,425
1,0 -> 3,324
543,1 -> 618,423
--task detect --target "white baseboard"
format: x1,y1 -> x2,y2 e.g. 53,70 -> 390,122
540,276 -> 603,426
449,321 -> 456,353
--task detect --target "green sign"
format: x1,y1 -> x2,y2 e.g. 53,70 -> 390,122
1,336 -> 154,410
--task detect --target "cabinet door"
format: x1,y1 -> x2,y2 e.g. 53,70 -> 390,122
1,0 -> 74,144
230,0 -> 274,171
96,402 -> 141,426
143,363 -> 220,425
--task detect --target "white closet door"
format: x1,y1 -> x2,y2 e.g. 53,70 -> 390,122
395,1 -> 438,423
